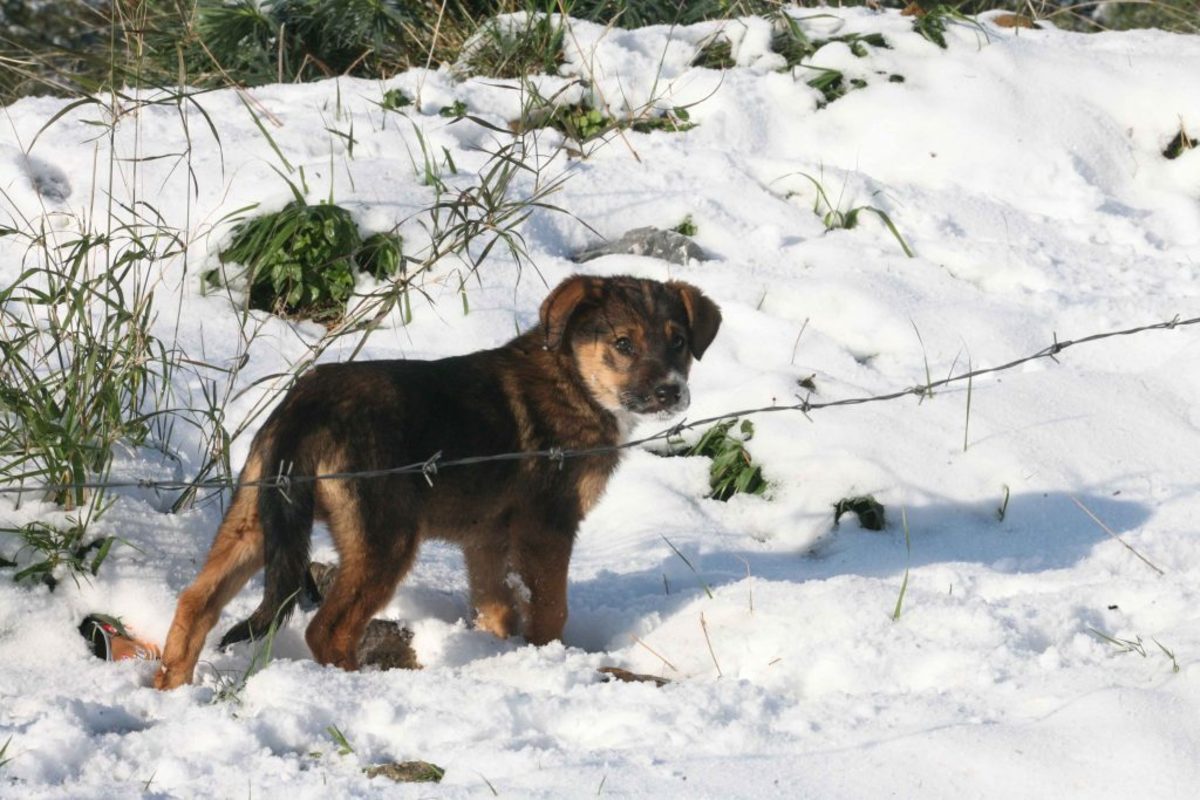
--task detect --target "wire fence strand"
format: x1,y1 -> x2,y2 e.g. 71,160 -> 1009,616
1,313 -> 1197,498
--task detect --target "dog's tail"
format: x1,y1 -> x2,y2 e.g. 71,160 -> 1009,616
218,434 -> 314,649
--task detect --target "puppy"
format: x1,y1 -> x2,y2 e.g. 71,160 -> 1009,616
155,274 -> 721,689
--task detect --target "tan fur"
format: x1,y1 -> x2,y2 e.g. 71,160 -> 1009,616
575,339 -> 625,412
155,454 -> 267,689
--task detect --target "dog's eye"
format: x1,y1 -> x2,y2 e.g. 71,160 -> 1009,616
613,336 -> 634,355
669,333 -> 686,351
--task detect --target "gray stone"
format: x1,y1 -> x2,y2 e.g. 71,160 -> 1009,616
575,226 -> 707,265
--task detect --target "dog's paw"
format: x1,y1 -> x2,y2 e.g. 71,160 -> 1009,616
153,663 -> 191,691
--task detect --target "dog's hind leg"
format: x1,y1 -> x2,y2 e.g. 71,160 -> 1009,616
155,457 -> 266,690
305,479 -> 418,670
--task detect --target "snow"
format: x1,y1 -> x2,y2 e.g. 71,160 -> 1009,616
2,7 -> 1200,797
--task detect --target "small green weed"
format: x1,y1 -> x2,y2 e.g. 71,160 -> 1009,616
1,520 -> 118,590
771,17 -> 889,104
381,88 -> 412,110
514,99 -> 693,144
462,10 -> 564,79
213,591 -> 292,704
906,4 -> 988,50
1088,626 -> 1147,655
630,106 -> 695,134
327,724 -> 355,756
802,67 -> 868,105
210,201 -> 403,321
791,172 -> 915,257
357,232 -> 405,281
1155,639 -> 1181,673
439,99 -> 468,119
833,495 -> 886,530
1163,124 -> 1194,159
679,419 -> 768,501
1087,627 -> 1180,672
692,35 -> 735,69
662,535 -> 714,598
996,484 -> 1011,522
772,24 -> 888,69
0,736 -> 12,769
671,215 -> 698,237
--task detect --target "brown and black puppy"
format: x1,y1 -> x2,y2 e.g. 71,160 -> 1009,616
155,275 -> 721,689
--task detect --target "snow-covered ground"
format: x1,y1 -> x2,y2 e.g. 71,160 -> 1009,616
2,8 -> 1199,797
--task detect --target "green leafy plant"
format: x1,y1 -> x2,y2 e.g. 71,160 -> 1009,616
439,99 -> 469,118
514,95 -> 694,144
219,201 -> 359,320
630,106 -> 696,134
680,419 -> 768,501
211,201 -> 402,321
907,3 -> 988,49
0,223 -> 169,518
769,16 -> 891,104
671,215 -> 698,236
0,736 -> 12,769
381,88 -> 413,110
357,232 -> 406,281
0,520 -> 118,590
772,22 -> 888,69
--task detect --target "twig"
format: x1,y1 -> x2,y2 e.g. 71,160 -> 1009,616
699,612 -> 722,678
1070,496 -> 1165,577
630,634 -> 679,673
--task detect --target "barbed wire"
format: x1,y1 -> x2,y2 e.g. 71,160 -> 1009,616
1,313 -> 1197,498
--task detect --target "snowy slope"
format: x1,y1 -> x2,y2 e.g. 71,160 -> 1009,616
2,8 -> 1200,798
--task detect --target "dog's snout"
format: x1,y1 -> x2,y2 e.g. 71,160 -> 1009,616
654,383 -> 681,406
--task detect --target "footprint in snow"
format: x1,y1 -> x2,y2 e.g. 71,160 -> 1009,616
19,153 -> 71,203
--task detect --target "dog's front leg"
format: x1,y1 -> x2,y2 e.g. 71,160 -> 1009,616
464,538 -> 518,639
512,530 -> 573,646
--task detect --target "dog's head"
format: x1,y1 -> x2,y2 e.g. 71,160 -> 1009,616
540,275 -> 721,418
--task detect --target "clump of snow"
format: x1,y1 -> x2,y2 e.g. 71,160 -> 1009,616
2,8 -> 1200,797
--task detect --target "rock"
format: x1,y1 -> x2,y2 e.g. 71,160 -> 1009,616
574,227 -> 707,265
364,761 -> 445,783
357,619 -> 421,671
598,666 -> 671,687
304,562 -> 421,669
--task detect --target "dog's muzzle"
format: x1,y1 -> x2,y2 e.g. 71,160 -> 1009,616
624,380 -> 691,417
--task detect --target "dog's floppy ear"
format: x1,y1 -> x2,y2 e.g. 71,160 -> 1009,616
670,281 -> 721,359
540,275 -> 598,350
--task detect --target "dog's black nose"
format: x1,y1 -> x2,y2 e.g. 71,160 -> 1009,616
654,383 -> 681,406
